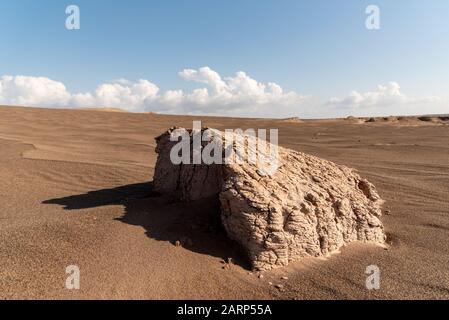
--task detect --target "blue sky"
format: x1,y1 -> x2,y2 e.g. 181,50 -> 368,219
0,0 -> 448,117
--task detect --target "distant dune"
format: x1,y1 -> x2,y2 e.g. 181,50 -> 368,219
353,115 -> 449,126
279,116 -> 303,123
82,107 -> 129,113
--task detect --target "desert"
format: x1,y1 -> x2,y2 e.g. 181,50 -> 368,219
1,105 -> 448,299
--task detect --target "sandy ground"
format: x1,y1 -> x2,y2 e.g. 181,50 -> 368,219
0,105 -> 448,300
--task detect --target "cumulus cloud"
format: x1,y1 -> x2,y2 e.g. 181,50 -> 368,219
0,67 -> 306,116
327,82 -> 441,109
172,67 -> 305,115
70,79 -> 160,112
0,75 -> 71,107
179,67 -> 227,93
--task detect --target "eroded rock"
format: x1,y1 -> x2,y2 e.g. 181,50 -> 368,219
154,127 -> 386,271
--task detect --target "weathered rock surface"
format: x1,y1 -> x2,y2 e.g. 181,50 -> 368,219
154,127 -> 386,271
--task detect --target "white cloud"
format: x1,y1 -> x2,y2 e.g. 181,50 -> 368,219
0,67 -> 306,117
173,67 -> 305,115
3,73 -> 444,118
327,82 -> 442,109
179,67 -> 227,93
70,79 -> 160,112
0,75 -> 71,107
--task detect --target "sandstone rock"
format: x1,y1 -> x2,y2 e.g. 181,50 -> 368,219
154,127 -> 386,271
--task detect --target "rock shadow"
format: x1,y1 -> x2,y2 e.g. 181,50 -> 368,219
42,182 -> 250,269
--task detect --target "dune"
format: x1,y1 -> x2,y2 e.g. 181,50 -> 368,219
83,107 -> 129,113
345,116 -> 365,124
358,115 -> 449,126
279,117 -> 303,123
0,105 -> 449,299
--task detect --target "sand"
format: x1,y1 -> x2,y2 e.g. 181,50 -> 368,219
0,105 -> 448,299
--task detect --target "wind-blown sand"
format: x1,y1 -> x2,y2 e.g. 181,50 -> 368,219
0,106 -> 448,299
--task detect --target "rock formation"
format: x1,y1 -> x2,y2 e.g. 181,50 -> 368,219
153,127 -> 386,271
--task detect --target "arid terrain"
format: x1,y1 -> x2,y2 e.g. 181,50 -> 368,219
1,105 -> 448,299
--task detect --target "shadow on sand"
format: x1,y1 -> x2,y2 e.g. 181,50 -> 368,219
43,182 -> 250,269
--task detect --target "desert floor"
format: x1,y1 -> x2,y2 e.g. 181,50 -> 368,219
1,106 -> 448,299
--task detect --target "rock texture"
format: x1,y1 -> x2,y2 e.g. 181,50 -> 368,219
154,127 -> 386,271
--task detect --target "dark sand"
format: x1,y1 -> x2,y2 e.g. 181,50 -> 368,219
1,106 -> 448,299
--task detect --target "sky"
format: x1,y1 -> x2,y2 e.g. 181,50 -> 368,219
0,0 -> 448,118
